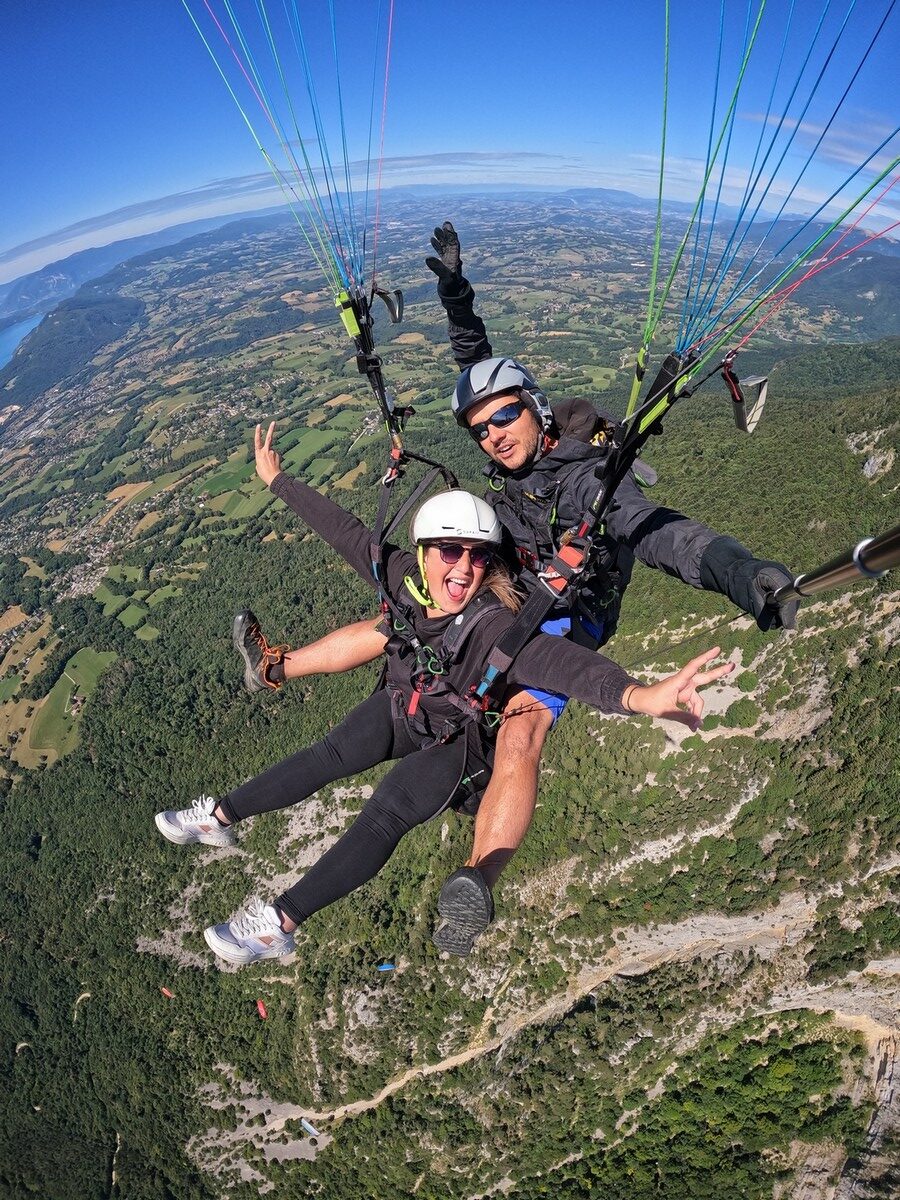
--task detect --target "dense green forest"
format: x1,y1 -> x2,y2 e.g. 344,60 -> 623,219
0,208 -> 898,1196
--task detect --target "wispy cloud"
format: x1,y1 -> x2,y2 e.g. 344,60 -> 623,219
740,109 -> 899,176
2,142 -> 896,286
0,151 -> 574,283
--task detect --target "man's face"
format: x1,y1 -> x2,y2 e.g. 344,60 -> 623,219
464,391 -> 542,472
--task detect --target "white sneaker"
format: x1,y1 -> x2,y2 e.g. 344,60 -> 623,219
155,795 -> 236,848
204,897 -> 296,965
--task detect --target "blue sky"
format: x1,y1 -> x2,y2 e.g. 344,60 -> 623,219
1,1 -> 897,284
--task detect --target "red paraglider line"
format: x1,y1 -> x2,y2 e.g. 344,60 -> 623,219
734,180 -> 900,350
684,172 -> 900,359
201,0 -> 280,144
370,0 -> 395,287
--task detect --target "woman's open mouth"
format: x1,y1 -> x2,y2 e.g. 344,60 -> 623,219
445,575 -> 470,603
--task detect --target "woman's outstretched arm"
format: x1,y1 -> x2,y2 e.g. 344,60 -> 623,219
255,421 -> 412,590
510,635 -> 734,729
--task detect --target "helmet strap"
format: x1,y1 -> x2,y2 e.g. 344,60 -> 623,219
404,545 -> 444,611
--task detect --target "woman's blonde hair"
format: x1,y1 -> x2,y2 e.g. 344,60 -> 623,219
480,557 -> 523,613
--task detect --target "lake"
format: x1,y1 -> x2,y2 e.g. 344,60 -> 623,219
0,314 -> 43,369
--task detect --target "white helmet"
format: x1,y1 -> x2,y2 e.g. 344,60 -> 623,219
452,356 -> 554,433
411,490 -> 502,545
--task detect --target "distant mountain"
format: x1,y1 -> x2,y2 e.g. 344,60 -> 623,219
0,293 -> 146,408
0,213 -> 275,326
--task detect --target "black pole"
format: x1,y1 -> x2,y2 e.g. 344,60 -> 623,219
772,522 -> 900,604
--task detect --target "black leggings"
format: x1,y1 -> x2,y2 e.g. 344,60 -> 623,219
219,690 -> 469,925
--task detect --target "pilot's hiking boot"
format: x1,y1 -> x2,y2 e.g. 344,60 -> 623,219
155,794 -> 236,847
233,609 -> 288,694
204,897 -> 296,965
433,867 -> 494,957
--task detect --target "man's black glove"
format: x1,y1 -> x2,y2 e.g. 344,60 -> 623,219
699,536 -> 798,630
425,221 -> 471,302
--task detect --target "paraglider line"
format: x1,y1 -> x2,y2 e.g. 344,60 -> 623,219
370,0 -> 395,289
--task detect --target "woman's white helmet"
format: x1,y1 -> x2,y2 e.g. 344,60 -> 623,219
411,490 -> 502,545
452,356 -> 554,433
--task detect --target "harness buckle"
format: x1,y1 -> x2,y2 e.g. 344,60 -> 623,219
537,539 -> 590,596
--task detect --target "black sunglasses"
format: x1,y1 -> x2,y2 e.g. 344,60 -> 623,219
468,399 -> 528,442
431,542 -> 494,569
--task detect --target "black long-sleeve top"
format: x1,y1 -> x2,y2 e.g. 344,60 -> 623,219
269,471 -> 639,742
438,277 -> 759,638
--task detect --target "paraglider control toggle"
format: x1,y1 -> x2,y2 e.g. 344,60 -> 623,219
721,350 -> 768,435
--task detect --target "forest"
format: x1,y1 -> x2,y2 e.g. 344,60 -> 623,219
0,210 -> 898,1196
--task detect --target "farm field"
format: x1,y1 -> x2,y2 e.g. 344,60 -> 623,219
25,647 -> 118,765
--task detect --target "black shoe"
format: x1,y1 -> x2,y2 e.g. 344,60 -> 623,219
233,610 -> 287,694
433,867 -> 494,957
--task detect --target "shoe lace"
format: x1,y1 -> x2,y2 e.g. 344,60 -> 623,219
247,619 -> 289,688
249,620 -> 289,666
180,794 -> 217,823
233,897 -> 280,939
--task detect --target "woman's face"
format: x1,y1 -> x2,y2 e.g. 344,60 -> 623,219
422,539 -> 493,614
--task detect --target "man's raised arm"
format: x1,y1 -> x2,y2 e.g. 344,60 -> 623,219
426,221 -> 493,369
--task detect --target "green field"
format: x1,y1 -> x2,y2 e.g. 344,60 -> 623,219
281,428 -> 338,467
223,487 -> 274,519
0,674 -> 22,702
135,624 -> 160,641
322,409 -> 361,431
171,437 -> 209,460
146,584 -> 182,607
127,458 -> 212,506
28,648 -> 117,757
117,603 -> 149,629
93,582 -> 128,617
306,456 -> 337,484
196,456 -> 255,497
105,565 -> 143,583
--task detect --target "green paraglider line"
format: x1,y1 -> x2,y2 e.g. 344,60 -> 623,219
182,0 -> 344,296
218,0 -> 350,287
283,0 -> 361,285
683,0 -> 896,352
629,0 -> 768,414
626,0 -> 669,418
249,0 -> 355,285
362,0 -> 385,284
689,150 -> 900,372
369,0 -> 396,290
327,0 -> 363,283
727,170 -> 900,352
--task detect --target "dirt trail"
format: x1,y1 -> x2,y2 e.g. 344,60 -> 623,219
287,893 -> 822,1128
195,888 -> 898,1195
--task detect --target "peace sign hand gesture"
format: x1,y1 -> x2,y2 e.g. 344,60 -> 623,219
254,422 -> 282,488
624,647 -> 735,731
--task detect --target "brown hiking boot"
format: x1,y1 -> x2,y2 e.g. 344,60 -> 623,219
232,610 -> 288,694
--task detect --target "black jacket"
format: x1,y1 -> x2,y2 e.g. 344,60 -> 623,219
269,471 -> 637,749
442,282 -> 726,640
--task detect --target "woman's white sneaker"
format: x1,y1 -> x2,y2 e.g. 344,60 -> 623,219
155,795 -> 236,847
204,897 -> 295,965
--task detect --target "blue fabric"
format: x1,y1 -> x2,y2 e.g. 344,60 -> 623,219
518,616 -> 605,727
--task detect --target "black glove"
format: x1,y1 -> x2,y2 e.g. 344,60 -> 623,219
699,536 -> 798,631
425,221 -> 470,301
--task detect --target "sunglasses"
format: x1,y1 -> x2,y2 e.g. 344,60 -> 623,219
431,542 -> 494,569
468,399 -> 528,442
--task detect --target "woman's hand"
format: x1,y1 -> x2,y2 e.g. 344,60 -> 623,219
255,421 -> 282,487
623,647 -> 734,731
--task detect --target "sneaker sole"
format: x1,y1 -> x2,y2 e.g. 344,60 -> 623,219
154,812 -> 235,848
433,874 -> 493,957
203,925 -> 292,965
232,613 -> 266,695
